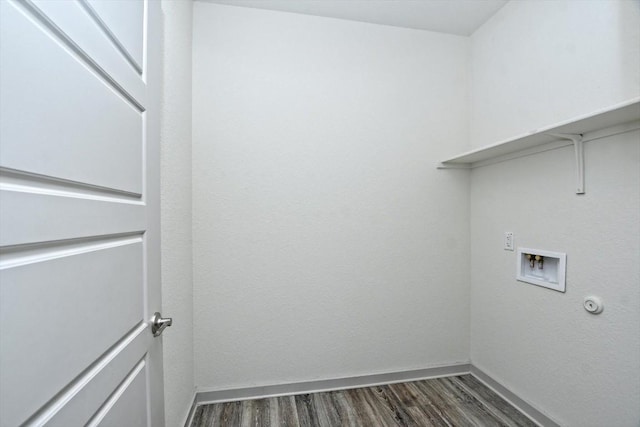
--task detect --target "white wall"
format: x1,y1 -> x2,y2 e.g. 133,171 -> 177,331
192,2 -> 471,391
470,132 -> 640,426
160,1 -> 194,425
469,1 -> 640,425
470,0 -> 640,148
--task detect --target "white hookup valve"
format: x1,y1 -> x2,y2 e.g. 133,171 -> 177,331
584,296 -> 604,314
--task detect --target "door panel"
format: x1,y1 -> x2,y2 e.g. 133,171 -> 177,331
0,189 -> 144,246
0,238 -> 144,425
0,0 -> 163,425
84,0 -> 145,73
0,1 -> 144,195
89,360 -> 149,427
0,238 -> 144,419
44,326 -> 151,427
29,0 -> 146,104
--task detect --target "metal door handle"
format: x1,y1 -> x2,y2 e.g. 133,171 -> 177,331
151,312 -> 172,337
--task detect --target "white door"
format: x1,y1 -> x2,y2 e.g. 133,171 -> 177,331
0,0 -> 164,425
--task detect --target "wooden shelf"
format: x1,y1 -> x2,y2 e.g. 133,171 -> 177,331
439,98 -> 640,168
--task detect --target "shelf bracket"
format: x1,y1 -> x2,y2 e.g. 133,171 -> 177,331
546,133 -> 584,194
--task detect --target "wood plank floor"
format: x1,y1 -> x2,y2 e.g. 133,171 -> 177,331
190,375 -> 536,427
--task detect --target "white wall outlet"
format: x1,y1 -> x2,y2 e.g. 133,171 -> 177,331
504,232 -> 514,251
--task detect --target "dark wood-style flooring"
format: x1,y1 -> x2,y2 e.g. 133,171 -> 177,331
190,374 -> 536,427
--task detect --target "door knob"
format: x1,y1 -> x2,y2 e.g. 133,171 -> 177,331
151,312 -> 172,337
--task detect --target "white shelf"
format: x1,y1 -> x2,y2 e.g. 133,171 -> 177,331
439,98 -> 640,168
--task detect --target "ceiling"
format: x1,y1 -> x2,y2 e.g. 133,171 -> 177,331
200,0 -> 508,36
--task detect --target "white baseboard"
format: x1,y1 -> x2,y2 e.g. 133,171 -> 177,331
187,363 -> 560,427
182,390 -> 198,427
469,365 -> 560,427
195,363 -> 470,404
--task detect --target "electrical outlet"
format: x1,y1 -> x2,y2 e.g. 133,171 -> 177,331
504,232 -> 514,251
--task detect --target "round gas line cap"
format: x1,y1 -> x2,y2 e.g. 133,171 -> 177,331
584,296 -> 604,314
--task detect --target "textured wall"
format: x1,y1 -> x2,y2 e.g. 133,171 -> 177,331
470,132 -> 640,426
160,1 -> 194,425
470,0 -> 640,148
192,2 -> 471,391
469,1 -> 640,425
